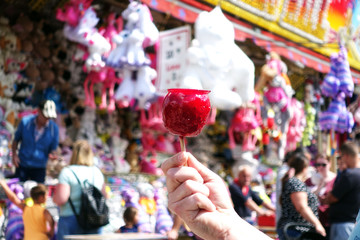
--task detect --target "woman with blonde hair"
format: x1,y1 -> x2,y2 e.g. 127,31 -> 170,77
53,140 -> 107,240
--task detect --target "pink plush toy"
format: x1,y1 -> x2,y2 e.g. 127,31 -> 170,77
99,67 -> 122,112
228,92 -> 261,151
83,69 -> 107,108
286,98 -> 305,152
58,2 -> 111,71
56,0 -> 92,27
99,13 -> 123,54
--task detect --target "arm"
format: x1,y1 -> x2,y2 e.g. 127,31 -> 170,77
167,214 -> 183,240
161,152 -> 272,240
48,122 -> 59,160
0,180 -> 24,210
44,209 -> 55,238
321,192 -> 338,205
11,140 -> 20,168
52,183 -> 71,206
245,198 -> 268,216
261,201 -> 276,213
290,192 -> 326,236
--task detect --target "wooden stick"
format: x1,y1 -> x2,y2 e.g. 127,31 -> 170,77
180,136 -> 186,152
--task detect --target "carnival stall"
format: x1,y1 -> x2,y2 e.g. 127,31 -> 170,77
0,0 -> 359,239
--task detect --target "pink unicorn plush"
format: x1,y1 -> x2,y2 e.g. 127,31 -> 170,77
58,2 -> 111,71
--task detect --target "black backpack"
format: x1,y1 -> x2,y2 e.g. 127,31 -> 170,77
68,168 -> 109,230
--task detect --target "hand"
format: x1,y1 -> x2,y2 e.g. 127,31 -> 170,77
161,152 -> 271,240
48,153 -> 58,161
12,154 -> 20,168
167,229 -> 179,240
263,210 -> 275,217
315,223 -> 326,237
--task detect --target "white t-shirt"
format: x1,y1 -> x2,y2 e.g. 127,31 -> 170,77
58,165 -> 105,216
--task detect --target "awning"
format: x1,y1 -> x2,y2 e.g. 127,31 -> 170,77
143,0 -> 360,83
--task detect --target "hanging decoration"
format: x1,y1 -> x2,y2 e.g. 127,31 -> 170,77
319,45 -> 354,133
105,1 -> 159,110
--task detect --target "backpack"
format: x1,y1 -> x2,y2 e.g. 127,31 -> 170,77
68,168 -> 109,230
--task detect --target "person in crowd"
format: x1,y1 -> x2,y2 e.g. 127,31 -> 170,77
277,153 -> 326,239
333,152 -> 347,185
117,207 -> 139,233
0,180 -> 55,240
321,141 -> 360,240
229,165 -> 275,224
276,147 -> 312,226
161,151 -> 272,240
53,139 -> 107,240
306,153 -> 336,238
12,99 -> 59,183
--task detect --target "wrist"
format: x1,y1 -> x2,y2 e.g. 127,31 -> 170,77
225,212 -> 271,240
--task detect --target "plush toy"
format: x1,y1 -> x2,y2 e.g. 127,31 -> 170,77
228,92 -> 261,151
99,67 -> 122,112
319,45 -> 354,133
106,1 -> 158,69
114,66 -> 157,109
180,6 -> 254,110
301,83 -> 317,146
83,69 -> 107,109
286,98 -> 305,152
320,45 -> 354,99
154,189 -> 173,234
5,179 -> 24,240
256,52 -> 293,163
58,3 -> 111,71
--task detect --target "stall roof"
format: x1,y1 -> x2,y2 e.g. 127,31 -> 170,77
142,0 -> 360,83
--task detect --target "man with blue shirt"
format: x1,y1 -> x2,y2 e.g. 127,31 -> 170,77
12,100 -> 59,183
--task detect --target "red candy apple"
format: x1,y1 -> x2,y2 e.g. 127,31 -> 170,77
162,88 -> 211,138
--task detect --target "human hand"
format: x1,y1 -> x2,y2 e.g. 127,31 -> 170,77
167,229 -> 179,240
315,223 -> 326,237
161,152 -> 271,240
263,209 -> 275,217
12,154 -> 20,168
48,153 -> 58,161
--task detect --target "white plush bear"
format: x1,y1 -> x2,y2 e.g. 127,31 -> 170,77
114,66 -> 157,109
181,6 -> 255,110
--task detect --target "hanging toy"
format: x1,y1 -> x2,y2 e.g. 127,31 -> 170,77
319,45 -> 354,133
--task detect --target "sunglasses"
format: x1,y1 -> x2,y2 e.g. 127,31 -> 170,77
315,163 -> 327,167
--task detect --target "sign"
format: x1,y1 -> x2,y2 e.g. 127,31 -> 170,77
156,25 -> 191,94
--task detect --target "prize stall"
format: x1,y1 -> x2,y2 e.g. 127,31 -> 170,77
0,0 -> 359,239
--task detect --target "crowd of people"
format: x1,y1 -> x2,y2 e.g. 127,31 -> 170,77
2,99 -> 360,240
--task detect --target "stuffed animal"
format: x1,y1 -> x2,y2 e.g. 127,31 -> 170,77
228,92 -> 261,151
319,45 -> 354,133
180,6 -> 255,110
114,66 -> 157,109
99,67 -> 122,112
286,98 -> 305,152
58,3 -> 111,71
154,189 -> 173,234
256,52 -> 293,163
